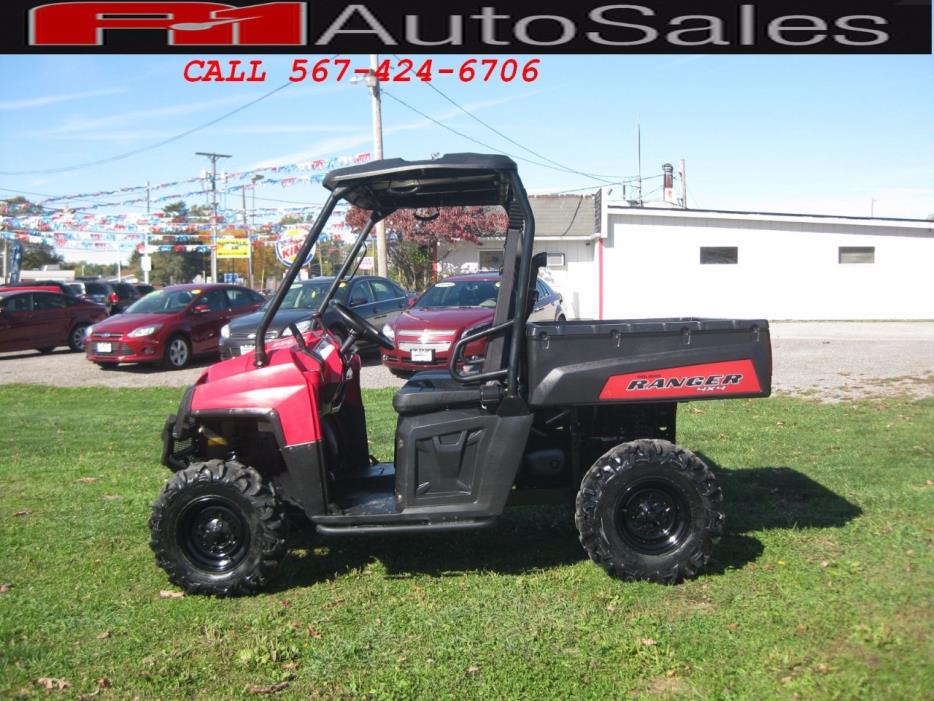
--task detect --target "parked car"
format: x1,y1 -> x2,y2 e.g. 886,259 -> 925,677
79,280 -> 119,315
85,283 -> 265,369
1,280 -> 79,297
0,289 -> 107,354
381,273 -> 565,377
111,281 -> 142,313
134,283 -> 156,296
219,275 -> 409,359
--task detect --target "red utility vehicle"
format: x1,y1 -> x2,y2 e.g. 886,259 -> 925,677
0,288 -> 106,354
382,272 -> 565,376
151,154 -> 772,596
86,283 -> 264,369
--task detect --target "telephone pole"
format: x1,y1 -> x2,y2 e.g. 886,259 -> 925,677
143,181 -> 151,284
366,55 -> 388,277
196,151 -> 231,283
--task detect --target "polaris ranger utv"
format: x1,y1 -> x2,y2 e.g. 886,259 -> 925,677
151,154 -> 772,596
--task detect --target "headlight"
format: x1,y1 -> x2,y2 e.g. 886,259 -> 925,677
286,319 -> 313,337
220,323 -> 230,339
85,325 -> 94,337
381,324 -> 395,341
128,324 -> 161,338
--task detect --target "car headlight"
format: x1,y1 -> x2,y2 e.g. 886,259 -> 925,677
381,324 -> 395,341
220,323 -> 230,339
85,325 -> 94,337
285,319 -> 313,337
128,324 -> 161,338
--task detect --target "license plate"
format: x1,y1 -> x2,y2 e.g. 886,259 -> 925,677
410,348 -> 434,362
96,342 -> 112,353
239,345 -> 255,355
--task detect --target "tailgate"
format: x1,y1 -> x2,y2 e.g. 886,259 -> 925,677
526,318 -> 771,406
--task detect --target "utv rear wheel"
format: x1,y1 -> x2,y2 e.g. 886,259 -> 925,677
149,460 -> 288,596
575,439 -> 723,584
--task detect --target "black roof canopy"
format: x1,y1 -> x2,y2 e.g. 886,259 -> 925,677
323,153 -> 517,212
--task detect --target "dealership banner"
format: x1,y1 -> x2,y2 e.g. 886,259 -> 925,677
0,0 -> 929,54
216,237 -> 251,259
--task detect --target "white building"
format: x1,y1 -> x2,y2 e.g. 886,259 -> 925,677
438,191 -> 934,321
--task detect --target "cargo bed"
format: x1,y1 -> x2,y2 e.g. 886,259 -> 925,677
525,318 -> 771,407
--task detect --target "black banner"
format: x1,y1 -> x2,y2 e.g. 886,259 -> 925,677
1,0 -> 930,54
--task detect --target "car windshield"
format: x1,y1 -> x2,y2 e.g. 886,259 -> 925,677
263,281 -> 333,311
125,289 -> 194,314
415,279 -> 500,309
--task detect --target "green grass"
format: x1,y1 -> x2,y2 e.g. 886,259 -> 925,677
0,385 -> 932,700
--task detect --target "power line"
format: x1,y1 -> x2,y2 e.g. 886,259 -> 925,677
380,88 -> 631,187
0,81 -> 296,177
408,67 -> 632,184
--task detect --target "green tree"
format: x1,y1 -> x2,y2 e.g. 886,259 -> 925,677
21,241 -> 65,270
125,201 -> 213,285
344,206 -> 507,290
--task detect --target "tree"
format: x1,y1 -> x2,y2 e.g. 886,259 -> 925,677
344,206 -> 507,290
21,241 -> 65,270
125,201 -> 214,285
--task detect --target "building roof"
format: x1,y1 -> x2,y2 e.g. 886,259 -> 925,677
529,195 -> 596,238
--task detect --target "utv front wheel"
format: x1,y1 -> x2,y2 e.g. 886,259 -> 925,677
149,460 -> 288,596
575,439 -> 723,583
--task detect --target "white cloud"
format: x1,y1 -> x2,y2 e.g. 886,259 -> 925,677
0,87 -> 127,111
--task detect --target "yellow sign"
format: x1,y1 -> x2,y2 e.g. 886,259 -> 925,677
216,238 -> 250,259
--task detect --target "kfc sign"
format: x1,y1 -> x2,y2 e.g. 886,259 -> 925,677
30,1 -> 305,45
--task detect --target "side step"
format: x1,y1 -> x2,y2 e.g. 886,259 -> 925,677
316,519 -> 496,536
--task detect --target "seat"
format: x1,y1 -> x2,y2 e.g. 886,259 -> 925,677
392,371 -> 486,416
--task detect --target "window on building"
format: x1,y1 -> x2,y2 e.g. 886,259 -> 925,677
478,249 -> 504,271
838,246 -> 875,264
700,247 -> 738,265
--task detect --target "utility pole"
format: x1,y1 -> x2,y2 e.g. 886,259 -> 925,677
678,159 -> 687,209
637,124 -> 643,205
196,151 -> 231,283
366,54 -> 388,277
143,181 -> 151,284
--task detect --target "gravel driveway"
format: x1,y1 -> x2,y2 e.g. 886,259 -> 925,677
1,322 -> 931,400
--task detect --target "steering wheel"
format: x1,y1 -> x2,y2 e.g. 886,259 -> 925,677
328,301 -> 395,351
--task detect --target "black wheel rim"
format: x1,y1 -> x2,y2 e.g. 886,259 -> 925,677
178,496 -> 250,572
615,479 -> 691,554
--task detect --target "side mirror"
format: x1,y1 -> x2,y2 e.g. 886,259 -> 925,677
191,304 -> 210,315
407,295 -> 418,307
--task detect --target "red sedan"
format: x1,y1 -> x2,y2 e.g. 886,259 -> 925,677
85,283 -> 265,369
0,288 -> 107,354
381,273 -> 565,376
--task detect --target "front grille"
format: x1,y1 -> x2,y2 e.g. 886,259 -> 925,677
90,341 -> 132,355
93,332 -> 123,339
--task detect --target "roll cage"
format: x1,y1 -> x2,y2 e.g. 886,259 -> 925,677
252,153 -> 536,401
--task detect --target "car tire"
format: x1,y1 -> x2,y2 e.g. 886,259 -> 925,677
163,335 -> 192,370
37,347 -> 55,354
575,439 -> 723,584
68,323 -> 90,352
149,459 -> 288,596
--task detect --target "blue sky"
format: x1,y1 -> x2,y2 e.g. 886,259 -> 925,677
1,52 -> 932,262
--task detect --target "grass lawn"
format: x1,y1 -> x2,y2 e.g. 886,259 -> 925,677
0,384 -> 932,700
